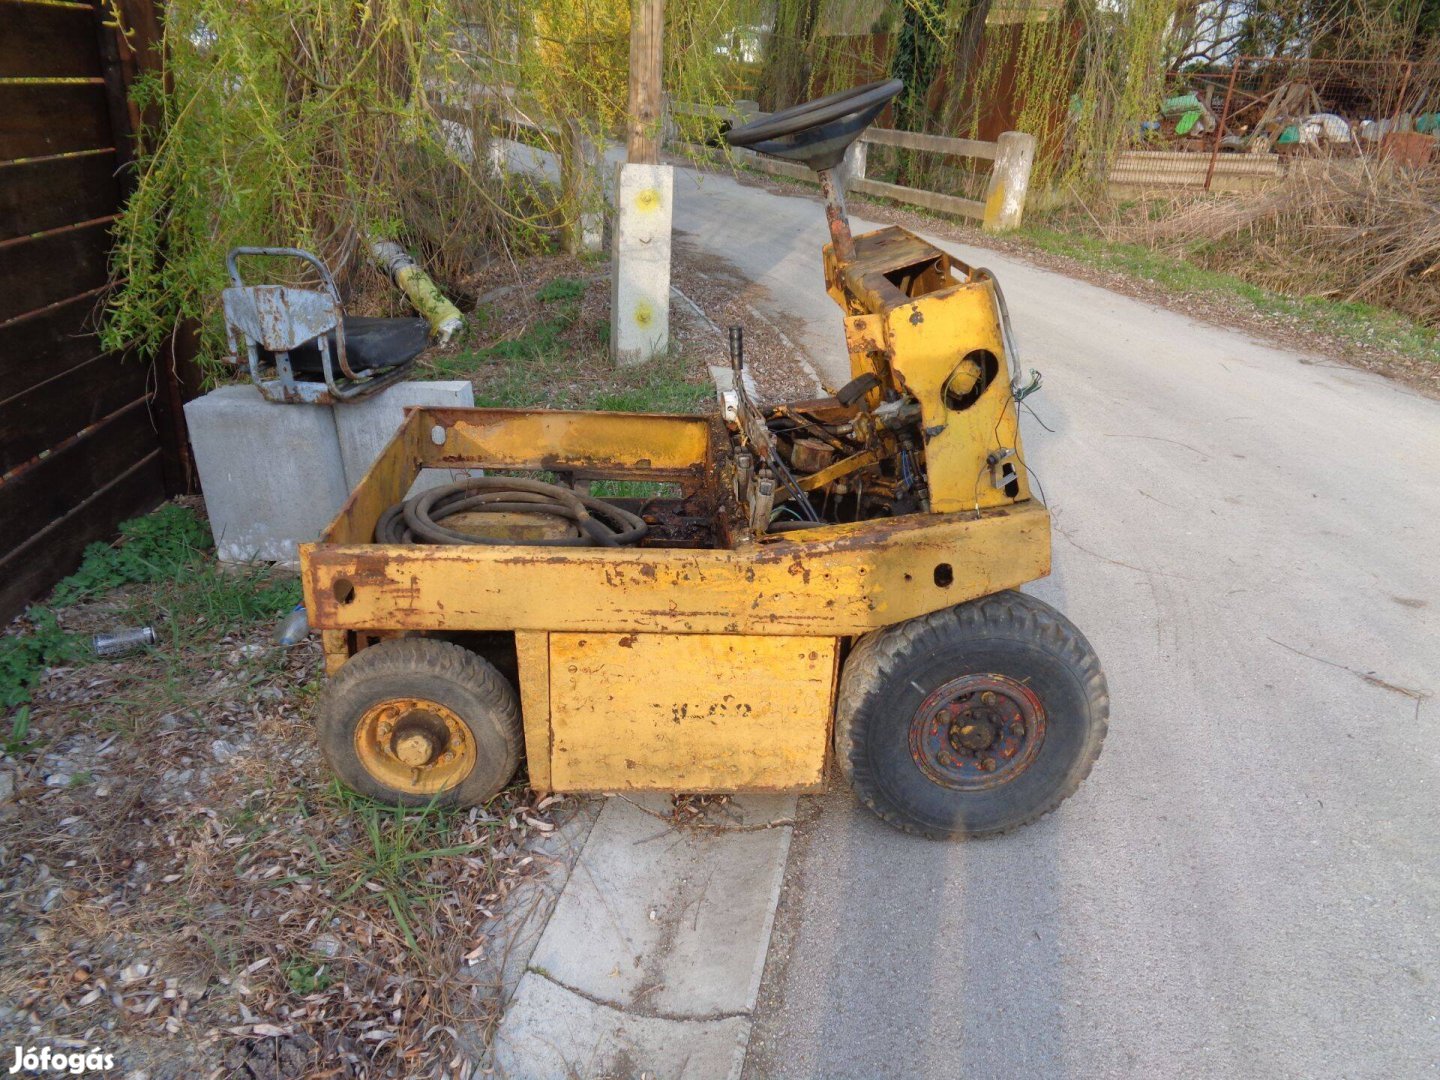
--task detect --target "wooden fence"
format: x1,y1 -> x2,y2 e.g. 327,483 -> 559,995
0,0 -> 197,622
667,100 -> 1037,232
1108,149 -> 1283,193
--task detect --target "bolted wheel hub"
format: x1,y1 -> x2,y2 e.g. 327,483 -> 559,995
354,697 -> 476,796
910,674 -> 1046,790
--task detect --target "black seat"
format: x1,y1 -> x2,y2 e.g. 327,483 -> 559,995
725,79 -> 903,172
263,316 -> 429,377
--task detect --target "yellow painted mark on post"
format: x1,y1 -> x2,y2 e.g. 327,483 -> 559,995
635,187 -> 662,212
983,181 -> 1008,230
633,298 -> 654,327
546,633 -> 837,792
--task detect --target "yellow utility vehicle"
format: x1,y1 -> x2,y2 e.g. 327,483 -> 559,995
303,80 -> 1107,839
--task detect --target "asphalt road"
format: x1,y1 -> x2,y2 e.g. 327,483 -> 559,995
668,167 -> 1440,1080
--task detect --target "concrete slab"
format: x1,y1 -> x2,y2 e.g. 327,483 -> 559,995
527,794 -> 794,1018
488,794 -> 795,1079
492,970 -> 750,1080
331,379 -> 475,494
466,798 -> 603,1008
184,385 -> 349,564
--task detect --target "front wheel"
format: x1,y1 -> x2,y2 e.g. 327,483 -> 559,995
835,591 -> 1108,840
317,638 -> 522,807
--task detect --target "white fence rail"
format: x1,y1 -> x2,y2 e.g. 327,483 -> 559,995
667,100 -> 1036,232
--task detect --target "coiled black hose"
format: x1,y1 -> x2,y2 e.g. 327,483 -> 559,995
375,477 -> 648,547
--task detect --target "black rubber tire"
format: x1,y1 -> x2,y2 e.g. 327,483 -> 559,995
836,591 -> 1108,840
317,638 -> 522,807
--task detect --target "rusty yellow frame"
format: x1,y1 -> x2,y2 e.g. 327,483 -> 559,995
300,406 -> 1049,793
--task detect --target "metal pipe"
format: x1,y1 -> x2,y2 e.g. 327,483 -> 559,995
817,168 -> 855,264
1204,62 -> 1240,193
368,238 -> 465,345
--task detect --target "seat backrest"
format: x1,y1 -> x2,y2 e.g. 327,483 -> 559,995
223,284 -> 340,352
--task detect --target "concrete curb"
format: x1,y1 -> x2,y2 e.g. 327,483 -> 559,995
489,794 -> 796,1080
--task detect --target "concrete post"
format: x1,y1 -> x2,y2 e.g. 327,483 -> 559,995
983,131 -> 1036,232
610,162 -> 673,366
561,120 -> 604,254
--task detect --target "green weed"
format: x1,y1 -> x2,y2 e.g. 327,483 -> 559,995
537,276 -> 586,303
284,956 -> 333,994
323,785 -> 479,953
0,609 -> 85,710
0,505 -> 299,723
50,503 -> 212,607
4,708 -> 35,756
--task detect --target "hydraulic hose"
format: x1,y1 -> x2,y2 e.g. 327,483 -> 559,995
375,477 -> 648,547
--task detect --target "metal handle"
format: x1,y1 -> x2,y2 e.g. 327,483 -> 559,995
225,247 -> 343,306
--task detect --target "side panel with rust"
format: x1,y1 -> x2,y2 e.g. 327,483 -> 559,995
884,278 -> 1029,512
303,503 -> 1051,636
546,632 -> 837,792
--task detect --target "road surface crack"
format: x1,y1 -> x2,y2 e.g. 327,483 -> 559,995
1268,637 -> 1431,719
527,966 -> 752,1024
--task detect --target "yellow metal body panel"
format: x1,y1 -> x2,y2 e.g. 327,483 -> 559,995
546,633 -> 836,792
303,503 -> 1049,636
514,631 -> 552,791
824,226 -> 1030,513
301,401 -> 1053,795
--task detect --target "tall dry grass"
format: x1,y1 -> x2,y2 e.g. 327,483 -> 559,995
1114,162 -> 1440,328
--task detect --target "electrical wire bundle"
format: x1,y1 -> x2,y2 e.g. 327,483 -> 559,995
375,477 -> 648,547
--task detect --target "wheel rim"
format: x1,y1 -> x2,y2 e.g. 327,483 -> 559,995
353,698 -> 476,796
909,673 -> 1046,791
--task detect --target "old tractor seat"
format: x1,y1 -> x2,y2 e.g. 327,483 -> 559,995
264,315 -> 430,376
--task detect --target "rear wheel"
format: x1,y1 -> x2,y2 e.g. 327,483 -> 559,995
836,591 -> 1107,839
318,638 -> 521,806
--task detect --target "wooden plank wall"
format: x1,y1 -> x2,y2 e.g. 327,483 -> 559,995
0,0 -> 191,621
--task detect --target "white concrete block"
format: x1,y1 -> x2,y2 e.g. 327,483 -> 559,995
610,162 -> 673,366
332,380 -> 475,495
184,385 -> 349,565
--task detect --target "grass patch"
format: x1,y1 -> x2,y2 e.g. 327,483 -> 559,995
536,275 -> 586,303
1017,225 -> 1440,367
433,275 -> 712,414
1,504 -> 299,727
307,784 -> 496,953
589,480 -> 684,499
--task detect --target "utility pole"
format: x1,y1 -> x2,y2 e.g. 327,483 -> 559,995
611,0 -> 672,366
626,0 -> 664,165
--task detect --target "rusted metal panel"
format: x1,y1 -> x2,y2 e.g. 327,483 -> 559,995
300,502 -> 1050,636
883,277 -> 1028,513
514,631 -> 553,792
320,414 -> 429,545
321,629 -> 350,676
546,632 -> 836,792
429,408 -> 713,482
823,225 -> 1030,515
222,284 -> 338,352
